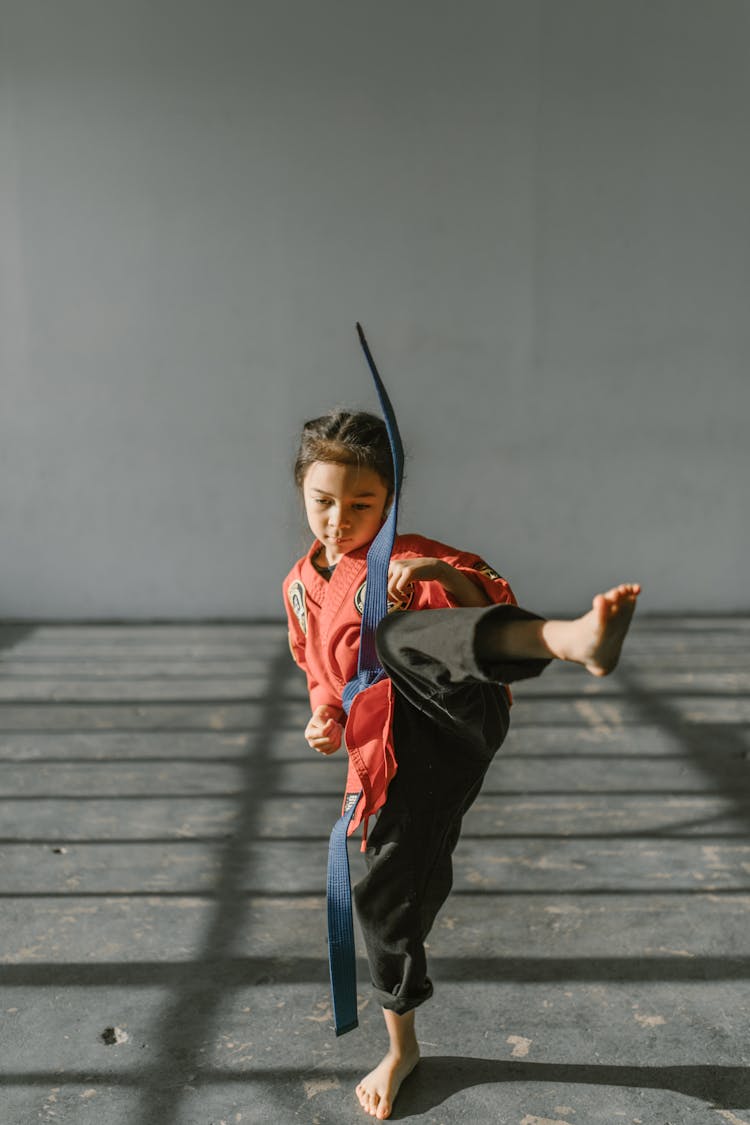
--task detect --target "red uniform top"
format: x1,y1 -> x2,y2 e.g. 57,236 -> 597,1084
283,533 -> 516,843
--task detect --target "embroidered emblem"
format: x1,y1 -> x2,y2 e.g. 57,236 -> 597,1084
288,580 -> 308,635
474,560 -> 504,582
355,580 -> 414,616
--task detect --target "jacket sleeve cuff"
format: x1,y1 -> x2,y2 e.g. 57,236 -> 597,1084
309,687 -> 345,716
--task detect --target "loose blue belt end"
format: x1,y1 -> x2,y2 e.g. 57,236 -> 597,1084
326,791 -> 363,1036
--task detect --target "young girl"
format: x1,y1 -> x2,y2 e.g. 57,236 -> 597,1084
283,409 -> 640,1121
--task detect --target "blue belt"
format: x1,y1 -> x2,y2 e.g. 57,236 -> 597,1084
326,323 -> 404,1035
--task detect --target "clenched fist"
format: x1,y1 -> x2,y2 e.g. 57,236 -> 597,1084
305,705 -> 344,755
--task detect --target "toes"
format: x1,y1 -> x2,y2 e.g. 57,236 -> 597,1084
358,1088 -> 387,1118
601,583 -> 641,613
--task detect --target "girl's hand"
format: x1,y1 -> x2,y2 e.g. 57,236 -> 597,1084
387,557 -> 445,603
305,705 -> 344,755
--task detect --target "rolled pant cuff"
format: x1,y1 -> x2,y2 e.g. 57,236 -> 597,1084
372,978 -> 434,1014
472,602 -> 553,683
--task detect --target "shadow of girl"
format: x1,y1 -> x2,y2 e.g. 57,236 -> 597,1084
391,1056 -> 750,1119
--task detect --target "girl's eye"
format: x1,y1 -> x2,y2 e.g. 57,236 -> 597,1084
312,498 -> 371,510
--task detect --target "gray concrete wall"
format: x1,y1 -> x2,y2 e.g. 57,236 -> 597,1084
1,0 -> 747,618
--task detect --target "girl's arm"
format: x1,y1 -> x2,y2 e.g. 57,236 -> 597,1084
432,560 -> 493,607
388,557 -> 492,608
284,576 -> 345,752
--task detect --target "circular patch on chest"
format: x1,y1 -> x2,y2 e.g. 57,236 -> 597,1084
354,580 -> 414,616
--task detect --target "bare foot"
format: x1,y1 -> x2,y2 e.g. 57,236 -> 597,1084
355,1046 -> 420,1119
578,583 -> 641,676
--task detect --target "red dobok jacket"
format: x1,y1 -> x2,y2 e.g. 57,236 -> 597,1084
282,533 -> 516,846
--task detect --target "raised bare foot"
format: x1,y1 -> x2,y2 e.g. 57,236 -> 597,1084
355,1045 -> 420,1119
579,583 -> 641,676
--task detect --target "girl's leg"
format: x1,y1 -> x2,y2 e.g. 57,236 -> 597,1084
352,683 -> 509,1119
352,588 -> 640,1117
377,583 -> 641,697
476,583 -> 641,676
355,1008 -> 419,1120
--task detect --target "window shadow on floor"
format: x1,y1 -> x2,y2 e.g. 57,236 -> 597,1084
130,635 -> 294,1125
0,624 -> 38,652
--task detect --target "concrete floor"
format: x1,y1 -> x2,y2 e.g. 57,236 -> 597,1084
1,617 -> 749,1125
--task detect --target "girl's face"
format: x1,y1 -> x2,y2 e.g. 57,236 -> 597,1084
302,461 -> 390,565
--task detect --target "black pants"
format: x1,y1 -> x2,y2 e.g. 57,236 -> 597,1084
352,603 -> 551,1014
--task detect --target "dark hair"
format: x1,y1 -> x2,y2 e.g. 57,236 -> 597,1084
294,410 -> 395,499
